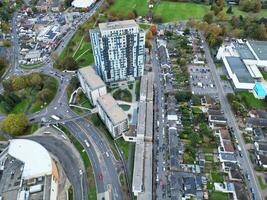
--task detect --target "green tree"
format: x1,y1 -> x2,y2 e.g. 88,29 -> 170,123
11,76 -> 27,91
2,114 -> 28,135
203,11 -> 214,24
226,6 -> 233,14
30,73 -> 42,87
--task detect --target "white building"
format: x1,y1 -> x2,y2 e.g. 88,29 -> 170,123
90,20 -> 145,83
0,139 -> 59,200
78,66 -> 107,106
96,93 -> 128,138
216,40 -> 267,90
71,0 -> 96,8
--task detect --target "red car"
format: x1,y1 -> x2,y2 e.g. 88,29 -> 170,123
98,173 -> 103,181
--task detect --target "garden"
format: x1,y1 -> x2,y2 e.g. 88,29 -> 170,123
113,89 -> 132,103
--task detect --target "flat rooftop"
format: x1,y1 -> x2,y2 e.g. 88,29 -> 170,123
78,67 -> 106,90
235,42 -> 255,60
248,40 -> 267,60
132,141 -> 144,193
146,73 -> 154,102
138,143 -> 152,200
226,56 -> 254,83
137,102 -> 146,137
99,20 -> 138,32
145,102 -> 153,141
97,94 -> 128,125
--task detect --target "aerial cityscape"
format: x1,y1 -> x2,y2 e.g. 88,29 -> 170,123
0,0 -> 267,200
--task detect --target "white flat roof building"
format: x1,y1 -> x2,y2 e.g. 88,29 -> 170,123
8,139 -> 52,180
71,0 -> 96,8
97,94 -> 128,138
78,66 -> 107,106
0,139 -> 59,200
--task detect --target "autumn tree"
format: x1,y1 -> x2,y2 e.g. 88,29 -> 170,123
2,114 -> 29,135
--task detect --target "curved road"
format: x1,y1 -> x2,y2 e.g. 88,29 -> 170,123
29,135 -> 88,200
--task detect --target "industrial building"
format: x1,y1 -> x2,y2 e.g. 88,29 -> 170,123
96,93 -> 129,138
90,20 -> 145,83
0,139 -> 59,200
78,66 -> 107,106
216,39 -> 267,97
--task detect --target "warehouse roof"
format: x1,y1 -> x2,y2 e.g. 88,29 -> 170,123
226,56 -> 254,83
97,94 -> 128,125
78,66 -> 106,90
248,40 -> 267,61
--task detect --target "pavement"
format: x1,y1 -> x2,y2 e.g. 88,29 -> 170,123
201,33 -> 263,200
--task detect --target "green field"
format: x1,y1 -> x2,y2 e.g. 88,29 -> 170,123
59,29 -> 94,67
108,0 -> 148,17
153,2 -> 209,22
210,191 -> 229,200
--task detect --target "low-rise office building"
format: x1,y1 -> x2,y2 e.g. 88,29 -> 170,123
78,66 -> 107,106
96,93 -> 128,138
216,39 -> 267,93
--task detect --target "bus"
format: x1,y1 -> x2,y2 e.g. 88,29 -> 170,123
51,115 -> 60,121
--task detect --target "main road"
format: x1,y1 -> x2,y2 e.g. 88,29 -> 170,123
201,34 -> 262,200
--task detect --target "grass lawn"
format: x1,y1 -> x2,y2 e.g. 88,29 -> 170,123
68,186 -> 74,200
261,71 -> 267,80
205,154 -> 214,162
220,74 -> 228,81
108,0 -> 148,17
119,104 -> 131,111
210,191 -> 229,200
116,138 -> 129,160
237,91 -> 267,109
20,62 -> 43,69
24,122 -> 39,135
153,2 -> 209,22
139,23 -> 150,30
113,89 -> 132,102
192,107 -> 202,114
58,28 -> 94,67
11,97 -> 30,114
211,172 -> 224,183
257,176 -> 267,190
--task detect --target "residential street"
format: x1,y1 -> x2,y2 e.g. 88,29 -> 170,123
201,34 -> 262,200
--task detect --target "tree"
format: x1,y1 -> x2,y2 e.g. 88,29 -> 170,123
0,57 -> 9,72
257,24 -> 267,40
30,73 -> 42,87
150,25 -> 157,35
146,30 -> 153,40
226,6 -> 233,14
1,114 -> 28,135
127,11 -> 136,19
11,76 -> 27,91
203,11 -> 214,24
217,10 -> 229,21
55,57 -> 78,70
37,88 -> 53,102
